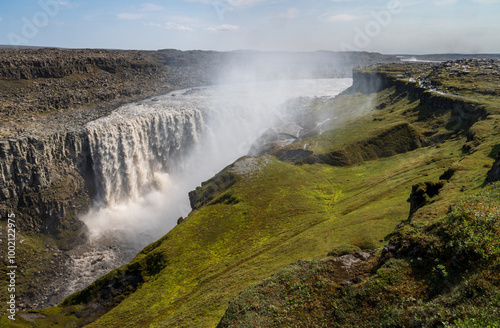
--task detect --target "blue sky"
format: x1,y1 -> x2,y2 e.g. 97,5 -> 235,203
0,0 -> 498,53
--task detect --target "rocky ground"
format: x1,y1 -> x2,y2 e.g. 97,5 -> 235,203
0,48 -> 212,138
0,48 -> 398,139
381,58 -> 500,97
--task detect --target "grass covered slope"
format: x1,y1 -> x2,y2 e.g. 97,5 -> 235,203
10,59 -> 500,327
216,60 -> 500,327
217,183 -> 500,328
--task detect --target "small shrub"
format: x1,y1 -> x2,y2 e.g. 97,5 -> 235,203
446,317 -> 500,328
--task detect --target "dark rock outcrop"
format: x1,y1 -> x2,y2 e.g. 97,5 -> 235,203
407,181 -> 445,219
275,149 -> 314,162
60,264 -> 145,326
439,168 -> 456,181
350,69 -> 394,94
487,154 -> 500,182
189,169 -> 239,210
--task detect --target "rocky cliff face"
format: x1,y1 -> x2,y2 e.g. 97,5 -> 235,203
0,49 -> 160,80
0,131 -> 92,310
351,60 -> 491,130
487,154 -> 500,182
0,131 -> 91,241
0,49 -> 165,123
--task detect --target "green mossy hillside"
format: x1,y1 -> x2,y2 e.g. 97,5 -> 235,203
217,183 -> 500,327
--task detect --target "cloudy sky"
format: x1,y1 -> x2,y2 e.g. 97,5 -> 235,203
0,0 -> 498,54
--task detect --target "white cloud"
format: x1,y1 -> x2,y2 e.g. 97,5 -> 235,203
205,24 -> 240,31
277,8 -> 300,19
116,4 -> 165,21
165,22 -> 193,31
55,1 -> 79,10
117,13 -> 146,20
398,1 -> 424,8
228,0 -> 266,5
145,21 -> 193,31
434,0 -> 458,6
186,0 -> 266,7
168,16 -> 198,23
473,0 -> 500,2
141,4 -> 165,12
58,1 -> 81,9
144,22 -> 163,28
325,14 -> 359,22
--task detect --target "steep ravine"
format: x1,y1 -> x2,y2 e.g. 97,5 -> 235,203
6,58 -> 498,327
8,59 -> 493,327
8,60 -> 484,323
1,78 -> 352,311
0,48 -> 216,310
0,103 -> 207,309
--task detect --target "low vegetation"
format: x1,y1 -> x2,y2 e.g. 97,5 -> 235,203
218,183 -> 500,327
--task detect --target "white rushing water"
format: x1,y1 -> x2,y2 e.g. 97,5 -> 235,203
86,105 -> 204,206
82,78 -> 352,252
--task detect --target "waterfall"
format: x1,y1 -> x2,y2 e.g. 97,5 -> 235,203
86,103 -> 204,206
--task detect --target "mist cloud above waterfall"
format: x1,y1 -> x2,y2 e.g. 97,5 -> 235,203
1,1 -> 499,53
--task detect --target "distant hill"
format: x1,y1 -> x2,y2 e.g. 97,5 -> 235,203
398,53 -> 500,61
0,45 -> 49,49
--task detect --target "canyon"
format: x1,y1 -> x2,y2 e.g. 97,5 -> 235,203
1,50 -> 500,327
